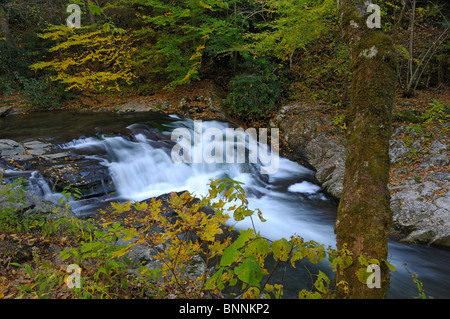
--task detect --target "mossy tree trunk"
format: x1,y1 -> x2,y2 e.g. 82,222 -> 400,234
334,0 -> 398,298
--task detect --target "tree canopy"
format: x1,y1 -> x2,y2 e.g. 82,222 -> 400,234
0,0 -> 448,116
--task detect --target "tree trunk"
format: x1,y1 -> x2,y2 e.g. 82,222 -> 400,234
0,6 -> 12,46
404,0 -> 416,97
84,0 -> 96,25
334,0 -> 398,299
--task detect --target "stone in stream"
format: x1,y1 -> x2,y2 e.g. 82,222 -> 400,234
1,139 -> 115,200
0,139 -> 27,157
41,158 -> 115,199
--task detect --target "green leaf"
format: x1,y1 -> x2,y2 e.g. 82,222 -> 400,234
234,256 -> 263,287
299,290 -> 322,299
220,228 -> 254,266
205,269 -> 223,290
88,3 -> 102,16
384,260 -> 397,272
368,258 -> 380,266
357,267 -> 370,284
314,271 -> 330,294
24,264 -> 33,276
358,254 -> 369,266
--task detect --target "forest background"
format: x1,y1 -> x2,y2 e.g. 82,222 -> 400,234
0,0 -> 448,123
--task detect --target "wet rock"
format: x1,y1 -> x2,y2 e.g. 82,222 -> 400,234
42,159 -> 114,198
271,103 -> 346,199
0,183 -> 59,216
128,125 -> 176,149
0,138 -> 115,200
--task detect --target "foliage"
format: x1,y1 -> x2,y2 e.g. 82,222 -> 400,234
0,177 -> 28,233
10,249 -> 63,299
0,0 -> 448,116
332,114 -> 347,131
225,68 -> 285,122
126,0 -> 233,90
0,24 -> 69,109
421,99 -> 450,124
3,72 -> 63,109
30,24 -> 136,92
250,0 -> 336,67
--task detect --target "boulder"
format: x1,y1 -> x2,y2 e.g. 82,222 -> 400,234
271,103 -> 346,199
0,139 -> 26,157
42,159 -> 114,198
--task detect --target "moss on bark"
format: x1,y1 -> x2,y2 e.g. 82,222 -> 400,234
335,0 -> 398,299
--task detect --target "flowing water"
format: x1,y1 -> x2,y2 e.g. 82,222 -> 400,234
1,111 -> 450,299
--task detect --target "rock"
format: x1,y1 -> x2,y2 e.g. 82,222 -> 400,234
183,254 -> 206,280
389,139 -> 409,163
0,183 -> 59,216
0,139 -> 26,157
23,141 -> 51,156
42,159 -> 114,198
127,125 -> 176,149
390,179 -> 450,247
403,229 -> 436,245
114,100 -> 170,113
40,152 -> 71,161
0,107 -> 13,117
429,153 -> 449,167
0,106 -> 20,117
398,101 -> 415,107
273,103 -> 346,199
429,140 -> 447,154
0,139 -> 55,161
0,138 -> 114,200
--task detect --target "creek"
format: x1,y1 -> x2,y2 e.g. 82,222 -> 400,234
1,110 -> 450,299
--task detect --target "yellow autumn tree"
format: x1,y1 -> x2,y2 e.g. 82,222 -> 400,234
30,23 -> 136,92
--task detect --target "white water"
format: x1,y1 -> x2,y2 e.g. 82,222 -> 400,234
64,118 -> 337,246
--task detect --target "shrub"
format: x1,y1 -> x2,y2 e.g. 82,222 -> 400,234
225,72 -> 284,123
421,99 -> 450,124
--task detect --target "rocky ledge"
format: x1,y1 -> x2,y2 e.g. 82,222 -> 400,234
271,103 -> 450,248
0,138 -> 115,204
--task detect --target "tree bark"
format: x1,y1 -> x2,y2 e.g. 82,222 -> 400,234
0,5 -> 12,46
84,0 -> 96,25
334,0 -> 398,299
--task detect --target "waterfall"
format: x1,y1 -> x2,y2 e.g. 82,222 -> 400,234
62,117 -> 335,244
